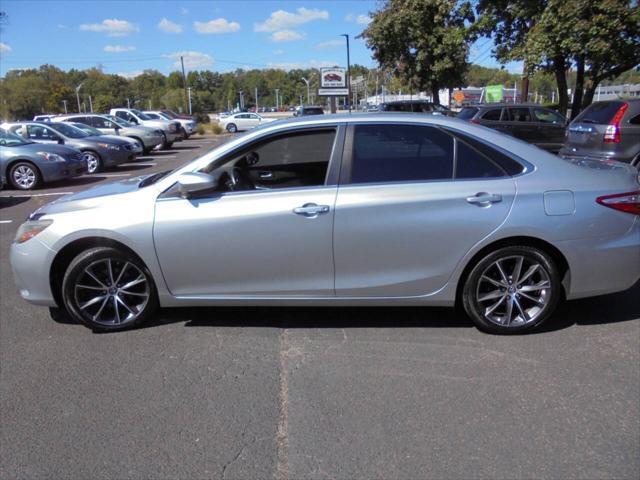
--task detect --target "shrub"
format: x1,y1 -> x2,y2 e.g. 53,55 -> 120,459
194,112 -> 210,124
196,124 -> 206,135
210,123 -> 223,135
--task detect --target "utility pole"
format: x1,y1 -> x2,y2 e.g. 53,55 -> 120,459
127,98 -> 131,108
187,87 -> 192,115
238,90 -> 244,110
180,56 -> 188,114
148,99 -> 152,110
255,87 -> 258,112
75,83 -> 83,113
62,100 -> 67,114
340,34 -> 352,112
275,88 -> 279,110
88,95 -> 93,113
301,77 -> 310,105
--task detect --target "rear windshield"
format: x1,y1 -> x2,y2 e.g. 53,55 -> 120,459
457,108 -> 478,120
574,101 -> 625,124
304,108 -> 324,115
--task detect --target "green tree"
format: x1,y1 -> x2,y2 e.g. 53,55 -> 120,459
361,0 -> 474,104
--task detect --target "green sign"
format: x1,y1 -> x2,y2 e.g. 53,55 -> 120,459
485,84 -> 503,102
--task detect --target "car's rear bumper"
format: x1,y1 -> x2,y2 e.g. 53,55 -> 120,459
559,150 -> 634,164
559,218 -> 640,300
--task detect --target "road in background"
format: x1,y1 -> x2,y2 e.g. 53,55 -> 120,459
1,134 -> 638,479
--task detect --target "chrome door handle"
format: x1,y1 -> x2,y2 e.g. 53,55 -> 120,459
466,192 -> 502,206
293,203 -> 330,217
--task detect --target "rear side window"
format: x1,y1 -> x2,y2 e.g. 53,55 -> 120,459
482,109 -> 502,121
507,108 -> 533,122
446,129 -> 526,176
457,108 -> 478,120
456,141 -> 506,179
65,116 -> 87,124
574,101 -> 625,124
350,124 -> 454,184
533,108 -> 565,124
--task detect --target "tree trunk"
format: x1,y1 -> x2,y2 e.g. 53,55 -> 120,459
553,56 -> 568,116
431,83 -> 440,105
582,78 -> 598,110
570,56 -> 585,120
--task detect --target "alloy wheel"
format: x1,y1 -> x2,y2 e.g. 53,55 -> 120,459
74,258 -> 150,326
475,255 -> 551,328
83,152 -> 100,173
12,165 -> 37,189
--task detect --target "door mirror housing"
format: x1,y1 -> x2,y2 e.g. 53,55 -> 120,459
57,137 -> 64,145
177,172 -> 217,198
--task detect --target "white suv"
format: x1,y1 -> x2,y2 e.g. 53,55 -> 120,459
109,108 -> 182,149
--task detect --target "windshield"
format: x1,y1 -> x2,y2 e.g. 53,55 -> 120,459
48,122 -> 90,138
70,123 -> 103,136
162,110 -> 178,119
0,128 -> 33,146
157,112 -> 172,121
574,101 -> 625,124
131,109 -> 152,121
106,115 -> 133,128
139,169 -> 173,187
457,107 -> 479,120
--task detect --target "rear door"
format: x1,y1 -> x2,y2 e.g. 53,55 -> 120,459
479,108 -> 510,135
505,107 -> 538,144
532,107 -> 566,152
333,123 -> 516,297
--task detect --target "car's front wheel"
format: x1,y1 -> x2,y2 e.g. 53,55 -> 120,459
82,151 -> 102,174
62,247 -> 158,331
462,246 -> 561,334
226,123 -> 237,133
9,161 -> 41,190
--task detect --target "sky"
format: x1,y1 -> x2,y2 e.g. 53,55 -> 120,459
0,0 -> 521,78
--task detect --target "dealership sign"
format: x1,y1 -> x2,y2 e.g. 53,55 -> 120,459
318,67 -> 348,96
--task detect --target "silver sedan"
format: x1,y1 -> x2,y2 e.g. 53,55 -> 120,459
10,114 -> 640,333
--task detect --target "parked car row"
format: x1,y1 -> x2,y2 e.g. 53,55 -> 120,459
457,99 -> 640,165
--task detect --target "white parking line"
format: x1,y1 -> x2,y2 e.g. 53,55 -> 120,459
0,191 -> 73,198
0,220 -> 13,224
139,155 -> 176,159
121,163 -> 156,167
93,173 -> 131,178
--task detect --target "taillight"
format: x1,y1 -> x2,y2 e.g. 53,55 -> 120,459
596,191 -> 640,215
603,102 -> 628,143
470,118 -> 480,124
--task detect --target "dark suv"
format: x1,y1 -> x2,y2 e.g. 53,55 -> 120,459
559,99 -> 640,166
294,106 -> 325,116
377,100 -> 454,116
457,104 -> 567,153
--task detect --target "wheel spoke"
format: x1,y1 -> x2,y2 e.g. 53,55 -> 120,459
481,275 -> 507,288
517,264 -> 539,284
119,289 -> 148,297
85,268 -> 108,288
115,295 -> 135,315
76,284 -> 105,291
93,296 -> 110,320
511,256 -> 524,285
520,280 -> 550,292
513,297 -> 529,322
120,275 -> 145,290
503,297 -> 514,326
107,259 -> 115,286
495,260 -> 509,284
518,291 -> 545,306
478,289 -> 504,302
114,262 -> 129,286
79,294 -> 108,310
112,296 -> 121,324
485,294 -> 507,316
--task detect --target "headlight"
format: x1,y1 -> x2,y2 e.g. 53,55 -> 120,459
14,219 -> 53,244
36,151 -> 66,162
97,142 -> 120,150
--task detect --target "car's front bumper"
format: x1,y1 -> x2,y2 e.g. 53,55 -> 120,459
10,237 -> 58,307
40,158 -> 86,182
99,147 -> 138,167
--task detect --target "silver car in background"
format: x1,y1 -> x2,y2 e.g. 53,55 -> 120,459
110,108 -> 182,149
2,121 -> 139,173
52,114 -> 163,154
10,114 -> 640,333
144,111 -> 197,138
67,122 -> 143,157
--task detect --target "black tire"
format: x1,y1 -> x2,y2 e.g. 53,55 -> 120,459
462,245 -> 561,334
82,150 -> 102,174
226,123 -> 237,133
62,247 -> 158,332
9,161 -> 42,190
181,127 -> 189,139
143,146 -> 154,155
160,132 -> 169,149
165,141 -> 174,149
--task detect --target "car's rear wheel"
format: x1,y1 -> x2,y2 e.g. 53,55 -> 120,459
9,162 -> 41,190
462,246 -> 561,334
62,247 -> 158,331
82,151 -> 102,174
226,123 -> 237,133
159,132 -> 169,149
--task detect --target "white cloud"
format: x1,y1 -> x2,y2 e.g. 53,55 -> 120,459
194,18 -> 240,34
309,59 -> 340,68
57,24 -> 67,29
117,70 -> 144,79
80,19 -> 138,37
158,18 -> 183,33
0,43 -> 12,54
274,49 -> 285,56
180,7 -> 189,15
267,59 -> 338,71
255,7 -> 329,32
104,45 -> 136,53
166,51 -> 214,69
271,30 -> 305,42
316,39 -> 344,49
345,13 -> 372,25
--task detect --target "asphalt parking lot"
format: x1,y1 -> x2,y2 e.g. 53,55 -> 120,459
0,135 -> 638,479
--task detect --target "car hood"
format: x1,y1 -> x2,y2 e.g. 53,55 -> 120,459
85,135 -> 134,146
10,142 -> 81,156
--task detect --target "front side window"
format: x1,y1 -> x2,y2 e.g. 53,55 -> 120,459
27,124 -> 60,140
533,108 -> 565,124
482,109 -> 502,121
0,128 -> 32,146
350,124 -> 454,184
48,122 -> 89,138
202,129 -> 336,193
507,108 -> 533,122
144,113 -> 161,120
90,116 -> 114,129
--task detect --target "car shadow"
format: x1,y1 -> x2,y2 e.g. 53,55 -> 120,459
170,145 -> 201,151
49,280 -> 640,333
113,164 -> 152,173
0,196 -> 31,209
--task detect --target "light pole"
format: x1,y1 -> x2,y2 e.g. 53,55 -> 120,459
238,90 -> 244,110
75,83 -> 83,113
275,89 -> 280,110
187,87 -> 192,114
340,34 -> 352,112
301,77 -> 310,105
62,99 -> 67,114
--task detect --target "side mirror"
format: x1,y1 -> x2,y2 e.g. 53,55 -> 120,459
177,172 -> 217,198
57,138 -> 64,145
114,125 -> 121,132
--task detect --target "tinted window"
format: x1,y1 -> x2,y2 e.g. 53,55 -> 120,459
482,109 -> 502,121
629,114 -> 640,125
574,101 -> 625,124
144,113 -> 160,119
27,125 -> 59,140
446,129 -> 526,176
456,141 -> 506,179
507,108 -> 533,122
351,125 -> 454,184
533,108 -> 565,124
65,116 -> 88,124
457,108 -> 478,120
90,116 -> 114,129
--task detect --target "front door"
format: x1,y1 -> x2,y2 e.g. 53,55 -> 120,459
334,123 -> 516,297
153,127 -> 342,297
